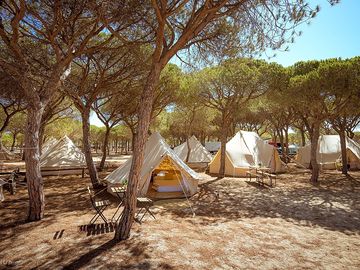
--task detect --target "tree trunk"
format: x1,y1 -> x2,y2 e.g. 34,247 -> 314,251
81,109 -> 100,187
278,129 -> 285,160
130,127 -> 136,152
310,123 -> 320,183
114,64 -> 161,241
185,137 -> 191,163
99,126 -> 111,171
284,128 -> 289,163
339,128 -> 348,175
10,132 -> 17,151
185,110 -> 196,163
219,116 -> 229,178
0,132 -> 3,149
300,128 -> 306,146
25,103 -> 45,221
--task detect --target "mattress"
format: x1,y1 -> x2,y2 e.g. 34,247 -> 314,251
156,185 -> 183,192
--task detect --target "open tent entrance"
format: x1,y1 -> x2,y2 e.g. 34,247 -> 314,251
145,156 -> 192,199
106,132 -> 200,199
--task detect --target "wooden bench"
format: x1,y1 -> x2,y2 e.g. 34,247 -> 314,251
18,167 -> 87,178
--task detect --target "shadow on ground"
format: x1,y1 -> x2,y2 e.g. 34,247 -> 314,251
159,170 -> 360,235
0,169 -> 359,269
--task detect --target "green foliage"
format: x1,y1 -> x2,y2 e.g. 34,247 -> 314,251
45,117 -> 82,143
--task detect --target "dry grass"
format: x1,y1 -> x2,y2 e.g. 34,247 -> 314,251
0,164 -> 360,270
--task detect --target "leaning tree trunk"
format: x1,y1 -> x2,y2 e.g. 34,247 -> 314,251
185,137 -> 191,163
185,110 -> 196,163
219,117 -> 229,178
300,128 -> 306,146
284,128 -> 289,163
130,127 -> 136,152
81,109 -> 100,187
278,129 -> 285,160
99,125 -> 111,171
10,132 -> 17,151
338,128 -> 348,175
114,64 -> 161,241
310,124 -> 320,183
25,102 -> 45,221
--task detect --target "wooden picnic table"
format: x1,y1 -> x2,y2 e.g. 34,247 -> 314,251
246,166 -> 276,187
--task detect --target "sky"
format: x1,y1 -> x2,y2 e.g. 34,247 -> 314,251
262,0 -> 360,67
90,0 -> 360,126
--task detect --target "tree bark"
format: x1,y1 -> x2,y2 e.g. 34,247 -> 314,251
81,109 -> 100,187
278,129 -> 285,160
130,127 -> 136,152
338,128 -> 348,175
310,123 -> 320,183
0,132 -> 3,149
99,125 -> 111,171
284,127 -> 289,163
219,115 -> 229,178
25,102 -> 45,221
300,128 -> 306,146
185,109 -> 196,163
185,137 -> 191,163
10,132 -> 17,151
114,64 -> 161,241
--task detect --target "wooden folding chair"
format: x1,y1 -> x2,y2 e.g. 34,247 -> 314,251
87,187 -> 111,224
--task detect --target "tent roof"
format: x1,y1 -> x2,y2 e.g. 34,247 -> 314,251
205,141 -> 220,152
223,130 -> 276,168
173,136 -> 212,163
106,132 -> 200,185
41,137 -> 58,158
40,136 -> 86,168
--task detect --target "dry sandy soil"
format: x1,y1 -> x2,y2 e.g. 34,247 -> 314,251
0,164 -> 359,270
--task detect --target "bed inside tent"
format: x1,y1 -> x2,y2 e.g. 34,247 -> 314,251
145,156 -> 193,199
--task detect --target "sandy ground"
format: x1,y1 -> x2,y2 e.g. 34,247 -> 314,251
0,165 -> 359,270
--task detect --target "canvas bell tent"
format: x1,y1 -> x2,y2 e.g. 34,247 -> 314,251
40,136 -> 86,175
295,135 -> 360,170
205,141 -> 221,154
106,132 -> 201,199
41,137 -> 58,157
174,136 -> 213,169
209,131 -> 285,176
0,145 -> 14,160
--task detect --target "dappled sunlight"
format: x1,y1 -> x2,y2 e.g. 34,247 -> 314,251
0,168 -> 359,269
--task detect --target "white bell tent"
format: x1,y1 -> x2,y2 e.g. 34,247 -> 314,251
295,135 -> 360,170
40,135 -> 86,169
173,136 -> 213,164
41,137 -> 58,158
209,130 -> 285,176
106,132 -> 200,199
